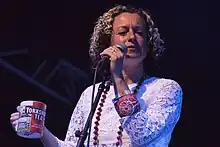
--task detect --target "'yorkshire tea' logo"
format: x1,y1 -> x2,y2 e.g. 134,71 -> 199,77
21,106 -> 45,121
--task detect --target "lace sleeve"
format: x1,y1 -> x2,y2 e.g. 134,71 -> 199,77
119,80 -> 183,145
56,90 -> 87,147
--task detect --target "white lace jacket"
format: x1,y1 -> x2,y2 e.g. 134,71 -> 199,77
56,77 -> 183,147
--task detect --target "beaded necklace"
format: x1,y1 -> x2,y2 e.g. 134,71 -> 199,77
93,76 -> 146,146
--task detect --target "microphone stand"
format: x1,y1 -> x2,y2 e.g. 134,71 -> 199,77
76,72 -> 109,147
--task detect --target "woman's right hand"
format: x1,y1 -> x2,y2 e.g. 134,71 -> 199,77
100,45 -> 125,78
10,106 -> 20,131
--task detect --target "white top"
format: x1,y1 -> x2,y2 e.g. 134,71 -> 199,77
56,77 -> 183,147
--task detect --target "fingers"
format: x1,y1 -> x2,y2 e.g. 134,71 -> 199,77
16,106 -> 21,111
11,119 -> 18,127
10,112 -> 19,122
11,112 -> 19,118
10,106 -> 23,131
100,47 -> 114,57
10,112 -> 20,130
100,46 -> 124,61
112,46 -> 124,57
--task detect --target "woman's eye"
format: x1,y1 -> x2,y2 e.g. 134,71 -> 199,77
136,31 -> 143,36
118,31 -> 127,36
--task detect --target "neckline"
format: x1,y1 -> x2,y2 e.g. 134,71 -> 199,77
127,76 -> 157,87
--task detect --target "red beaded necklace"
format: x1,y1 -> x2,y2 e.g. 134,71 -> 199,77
93,76 -> 146,146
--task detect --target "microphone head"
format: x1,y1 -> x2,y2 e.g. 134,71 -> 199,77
116,43 -> 127,53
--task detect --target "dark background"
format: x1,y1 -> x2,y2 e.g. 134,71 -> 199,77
0,0 -> 219,146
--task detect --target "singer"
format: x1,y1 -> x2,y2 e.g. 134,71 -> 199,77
10,4 -> 183,147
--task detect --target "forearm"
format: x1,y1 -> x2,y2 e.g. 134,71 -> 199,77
112,75 -> 130,96
120,110 -> 165,145
40,127 -> 58,147
119,99 -> 182,145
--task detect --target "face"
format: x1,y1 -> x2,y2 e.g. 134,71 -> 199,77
111,12 -> 148,67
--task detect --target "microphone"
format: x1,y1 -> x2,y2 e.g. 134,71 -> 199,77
97,44 -> 127,73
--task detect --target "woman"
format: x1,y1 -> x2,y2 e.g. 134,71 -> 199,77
10,5 -> 183,147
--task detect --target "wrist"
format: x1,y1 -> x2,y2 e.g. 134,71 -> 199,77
112,77 -> 131,96
111,73 -> 132,96
40,126 -> 49,141
39,126 -> 59,147
112,73 -> 124,81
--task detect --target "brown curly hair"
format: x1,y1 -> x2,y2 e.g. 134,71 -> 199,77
89,5 -> 165,75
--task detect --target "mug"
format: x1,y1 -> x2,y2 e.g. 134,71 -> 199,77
16,100 -> 47,139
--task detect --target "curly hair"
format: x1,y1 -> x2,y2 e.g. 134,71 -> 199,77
89,5 -> 165,75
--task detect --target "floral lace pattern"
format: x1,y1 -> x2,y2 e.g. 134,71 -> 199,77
56,77 -> 183,147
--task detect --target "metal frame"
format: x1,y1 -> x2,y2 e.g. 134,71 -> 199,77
0,49 -> 89,105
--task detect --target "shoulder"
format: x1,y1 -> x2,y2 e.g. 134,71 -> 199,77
156,77 -> 182,90
79,82 -> 102,100
145,77 -> 183,98
146,77 -> 182,89
81,82 -> 101,94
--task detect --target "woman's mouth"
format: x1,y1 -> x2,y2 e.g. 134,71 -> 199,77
127,45 -> 135,49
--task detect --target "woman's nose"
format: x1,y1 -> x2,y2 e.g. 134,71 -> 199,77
128,31 -> 136,41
